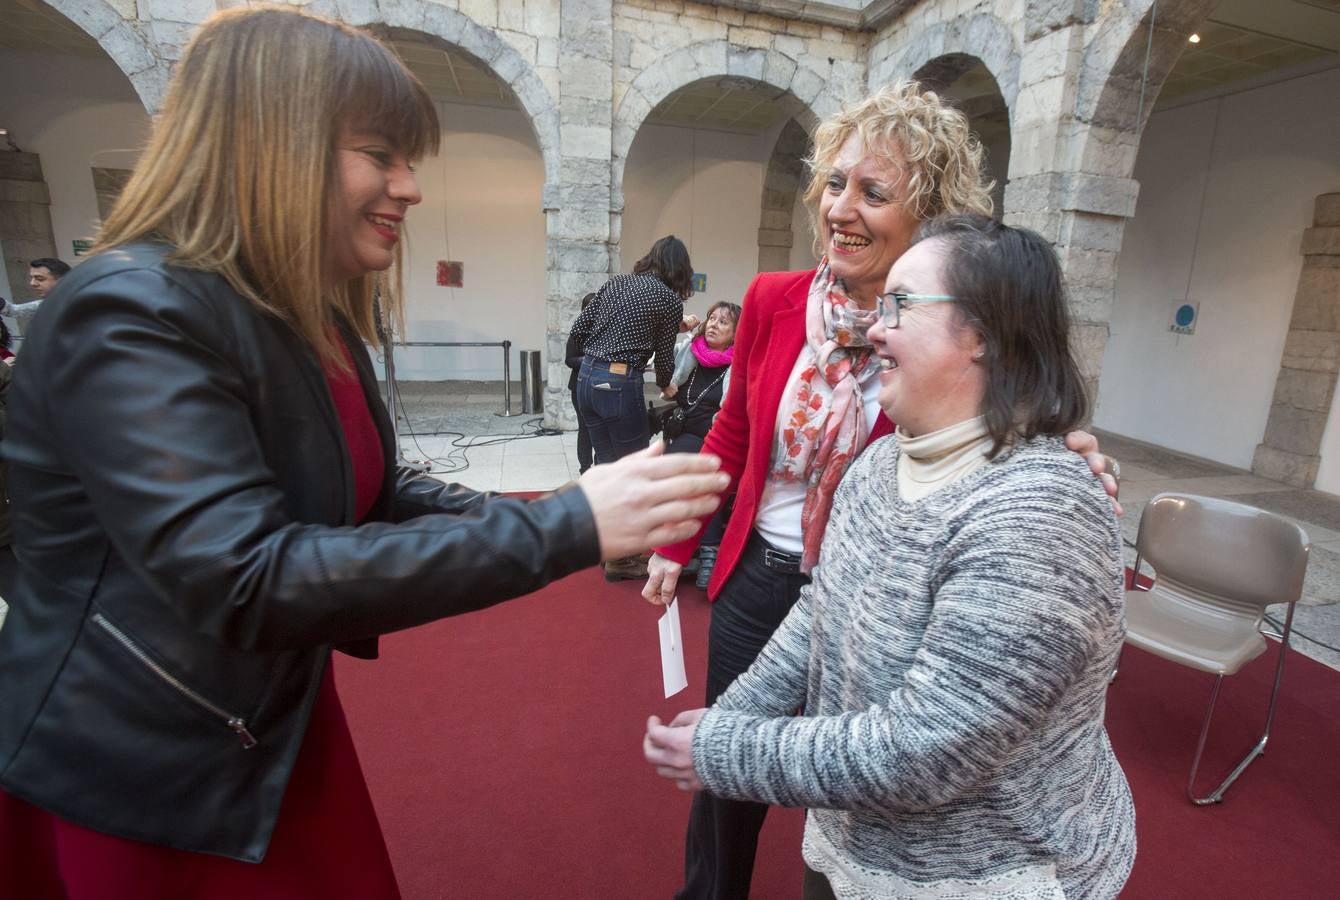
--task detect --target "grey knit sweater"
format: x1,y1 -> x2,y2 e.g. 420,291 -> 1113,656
692,434 -> 1135,898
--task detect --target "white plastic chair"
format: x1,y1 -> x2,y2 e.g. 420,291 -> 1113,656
1123,493 -> 1309,805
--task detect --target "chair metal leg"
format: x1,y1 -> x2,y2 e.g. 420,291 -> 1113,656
1186,602 -> 1296,806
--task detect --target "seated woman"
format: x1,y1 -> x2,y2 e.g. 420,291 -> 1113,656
645,214 -> 1135,899
662,301 -> 741,589
661,301 -> 741,456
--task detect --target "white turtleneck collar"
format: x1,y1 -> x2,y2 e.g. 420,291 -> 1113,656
895,415 -> 994,501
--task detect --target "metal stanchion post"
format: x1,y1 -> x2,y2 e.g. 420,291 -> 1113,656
495,339 -> 518,417
528,350 -> 543,414
519,351 -> 533,413
517,351 -> 545,414
380,326 -> 431,473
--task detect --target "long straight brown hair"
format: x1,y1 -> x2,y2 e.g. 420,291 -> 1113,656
94,5 -> 440,366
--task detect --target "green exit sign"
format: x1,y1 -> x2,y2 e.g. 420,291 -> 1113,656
72,239 -> 93,256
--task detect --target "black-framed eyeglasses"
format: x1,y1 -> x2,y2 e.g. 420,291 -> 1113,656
876,292 -> 959,328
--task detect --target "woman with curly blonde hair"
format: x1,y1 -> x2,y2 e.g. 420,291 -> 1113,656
641,83 -> 1115,899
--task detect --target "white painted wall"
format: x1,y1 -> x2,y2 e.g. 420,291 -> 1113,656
0,47 -> 149,301
1,47 -> 807,383
1095,66 -> 1340,475
622,123 -> 775,320
395,101 -> 547,381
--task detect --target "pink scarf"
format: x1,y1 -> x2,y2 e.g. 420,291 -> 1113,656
691,334 -> 734,368
772,259 -> 881,572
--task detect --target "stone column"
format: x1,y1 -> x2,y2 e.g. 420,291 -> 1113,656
543,0 -> 616,429
1251,194 -> 1340,487
757,119 -> 809,273
1004,7 -> 1136,405
0,152 -> 58,314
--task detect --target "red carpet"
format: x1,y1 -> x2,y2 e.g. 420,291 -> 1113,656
337,569 -> 1340,899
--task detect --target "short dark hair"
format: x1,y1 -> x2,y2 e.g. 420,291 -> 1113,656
633,235 -> 694,299
913,214 -> 1088,457
29,257 -> 70,278
694,301 -> 742,339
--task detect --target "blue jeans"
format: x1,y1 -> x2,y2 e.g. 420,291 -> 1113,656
576,357 -> 649,465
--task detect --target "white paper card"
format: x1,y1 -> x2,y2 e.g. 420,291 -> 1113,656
658,598 -> 688,699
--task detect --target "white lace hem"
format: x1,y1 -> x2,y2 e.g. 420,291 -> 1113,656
803,817 -> 1067,899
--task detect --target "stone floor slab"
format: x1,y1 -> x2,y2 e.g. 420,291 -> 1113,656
1091,429 -> 1243,479
1229,489 -> 1340,534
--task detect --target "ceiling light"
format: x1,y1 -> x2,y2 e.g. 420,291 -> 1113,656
1188,33 -> 1201,43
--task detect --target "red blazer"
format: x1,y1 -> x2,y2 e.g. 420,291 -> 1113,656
657,269 -> 895,598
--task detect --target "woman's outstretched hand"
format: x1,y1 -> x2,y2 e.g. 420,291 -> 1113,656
578,443 -> 727,561
644,709 -> 707,792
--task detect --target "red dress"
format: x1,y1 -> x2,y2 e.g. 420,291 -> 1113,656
0,340 -> 397,899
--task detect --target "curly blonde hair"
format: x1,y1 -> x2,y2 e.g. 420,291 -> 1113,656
803,81 -> 994,257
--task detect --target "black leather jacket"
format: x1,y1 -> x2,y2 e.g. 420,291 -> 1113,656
0,243 -> 600,862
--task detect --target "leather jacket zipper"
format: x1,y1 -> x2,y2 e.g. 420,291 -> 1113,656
92,613 -> 258,749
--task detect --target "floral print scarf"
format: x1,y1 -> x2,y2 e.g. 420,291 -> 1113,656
772,258 -> 882,572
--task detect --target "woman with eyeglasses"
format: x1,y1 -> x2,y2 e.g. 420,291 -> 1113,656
639,83 -> 1117,899
645,214 -> 1135,898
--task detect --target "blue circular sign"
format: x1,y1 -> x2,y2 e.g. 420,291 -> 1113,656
1175,304 -> 1196,327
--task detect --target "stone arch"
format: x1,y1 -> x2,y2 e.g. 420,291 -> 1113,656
869,12 -> 1021,126
42,0 -> 166,112
1075,0 -> 1219,179
324,0 -> 561,190
612,40 -> 841,206
757,119 -> 812,272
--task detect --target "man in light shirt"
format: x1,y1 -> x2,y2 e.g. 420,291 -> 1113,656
2,257 -> 70,322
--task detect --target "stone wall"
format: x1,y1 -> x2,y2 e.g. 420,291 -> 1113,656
1254,194 -> 1340,488
0,153 -> 56,307
32,0 -> 1221,431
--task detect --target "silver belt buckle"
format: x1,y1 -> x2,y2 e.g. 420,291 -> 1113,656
763,546 -> 799,571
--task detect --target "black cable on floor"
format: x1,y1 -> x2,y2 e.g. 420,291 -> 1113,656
388,376 -> 566,476
1264,614 -> 1340,654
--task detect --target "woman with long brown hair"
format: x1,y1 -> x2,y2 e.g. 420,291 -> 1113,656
0,7 -> 724,896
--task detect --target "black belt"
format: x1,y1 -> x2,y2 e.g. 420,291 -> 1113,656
758,539 -> 803,574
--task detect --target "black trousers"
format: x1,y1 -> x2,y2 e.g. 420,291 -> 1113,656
0,544 -> 16,603
677,531 -> 810,900
569,385 -> 593,473
802,866 -> 837,900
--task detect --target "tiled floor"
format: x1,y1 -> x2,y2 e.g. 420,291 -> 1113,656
5,382 -> 1339,674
